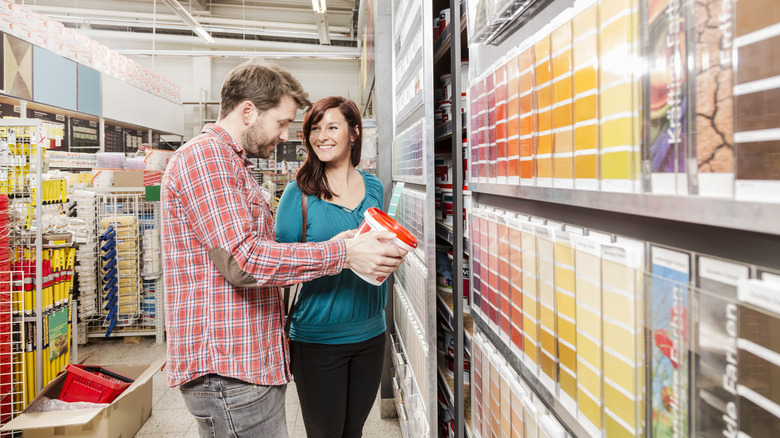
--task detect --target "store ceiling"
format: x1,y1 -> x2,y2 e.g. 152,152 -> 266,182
25,0 -> 363,58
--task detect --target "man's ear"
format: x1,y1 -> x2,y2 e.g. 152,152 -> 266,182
242,101 -> 257,125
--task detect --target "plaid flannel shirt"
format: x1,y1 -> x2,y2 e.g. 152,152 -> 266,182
162,124 -> 346,388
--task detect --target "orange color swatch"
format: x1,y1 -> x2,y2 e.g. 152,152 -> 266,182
506,55 -> 520,182
535,34 -> 553,185
518,46 -> 537,183
495,65 -> 508,183
508,218 -> 524,353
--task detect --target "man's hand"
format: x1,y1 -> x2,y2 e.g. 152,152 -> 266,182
343,230 -> 408,278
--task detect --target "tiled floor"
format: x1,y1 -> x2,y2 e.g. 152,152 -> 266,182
78,337 -> 403,438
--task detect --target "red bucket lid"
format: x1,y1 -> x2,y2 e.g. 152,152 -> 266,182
364,207 -> 417,249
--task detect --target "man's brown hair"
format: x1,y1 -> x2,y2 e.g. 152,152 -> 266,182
218,59 -> 311,119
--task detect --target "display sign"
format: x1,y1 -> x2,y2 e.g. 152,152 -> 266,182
123,127 -> 145,153
104,124 -> 123,153
69,117 -> 99,153
27,108 -> 68,150
276,141 -> 306,162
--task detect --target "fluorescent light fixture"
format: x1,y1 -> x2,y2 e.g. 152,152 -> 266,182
116,49 -> 360,59
312,0 -> 327,14
163,0 -> 215,44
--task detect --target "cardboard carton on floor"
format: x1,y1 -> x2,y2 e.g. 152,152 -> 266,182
1,356 -> 166,438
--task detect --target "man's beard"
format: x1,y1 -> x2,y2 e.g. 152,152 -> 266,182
241,118 -> 276,159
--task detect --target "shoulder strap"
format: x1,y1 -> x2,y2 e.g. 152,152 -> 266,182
284,193 -> 308,335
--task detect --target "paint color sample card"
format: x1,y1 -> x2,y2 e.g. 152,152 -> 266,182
554,228 -> 578,413
479,211 -> 491,321
574,234 -> 605,437
601,240 -> 645,437
734,0 -> 780,203
524,397 -> 541,438
511,380 -> 526,438
500,363 -> 512,438
540,415 -> 566,438
737,279 -> 780,437
508,216 -> 525,357
695,256 -> 748,437
507,53 -> 521,184
496,64 -> 509,184
551,10 -> 576,188
477,77 -> 488,182
644,0 -> 689,194
482,343 -> 494,438
487,71 -> 498,182
572,0 -> 600,190
472,332 -> 484,434
650,246 -> 691,437
522,220 -> 541,371
693,0 -> 735,196
490,351 -> 501,437
487,212 -> 501,333
536,224 -> 558,392
488,212 -> 500,328
535,27 -> 554,187
469,210 -> 483,317
599,0 -> 641,192
519,42 -> 538,185
470,83 -> 480,182
497,213 -> 512,342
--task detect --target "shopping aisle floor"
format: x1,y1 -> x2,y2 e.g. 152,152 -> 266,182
78,337 -> 403,438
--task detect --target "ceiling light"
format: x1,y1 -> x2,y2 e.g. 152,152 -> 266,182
163,0 -> 215,44
312,0 -> 327,14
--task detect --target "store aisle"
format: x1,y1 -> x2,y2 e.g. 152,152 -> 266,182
77,337 -> 403,438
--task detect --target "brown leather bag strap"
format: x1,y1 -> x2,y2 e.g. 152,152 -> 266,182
284,193 -> 308,335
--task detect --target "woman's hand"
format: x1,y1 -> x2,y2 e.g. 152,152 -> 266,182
329,229 -> 357,241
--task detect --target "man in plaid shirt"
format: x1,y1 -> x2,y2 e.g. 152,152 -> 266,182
162,60 -> 406,437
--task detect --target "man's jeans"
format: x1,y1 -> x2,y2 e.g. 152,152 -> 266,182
180,374 -> 288,438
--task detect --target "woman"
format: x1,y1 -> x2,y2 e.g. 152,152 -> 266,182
275,96 -> 387,438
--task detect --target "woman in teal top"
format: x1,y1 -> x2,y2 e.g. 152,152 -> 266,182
275,96 -> 387,438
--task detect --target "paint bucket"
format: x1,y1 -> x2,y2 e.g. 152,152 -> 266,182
353,207 -> 417,285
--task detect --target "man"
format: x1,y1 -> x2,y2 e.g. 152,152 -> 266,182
161,59 -> 405,437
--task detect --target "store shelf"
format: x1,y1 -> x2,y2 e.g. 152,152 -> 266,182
396,53 -> 423,93
474,0 -> 549,46
436,354 -> 473,438
435,221 -> 470,256
436,290 -> 472,355
469,182 -> 780,237
433,115 -> 467,142
396,96 -> 424,129
472,311 -> 591,438
433,13 -> 468,65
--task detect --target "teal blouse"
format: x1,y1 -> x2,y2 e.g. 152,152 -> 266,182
274,170 -> 387,344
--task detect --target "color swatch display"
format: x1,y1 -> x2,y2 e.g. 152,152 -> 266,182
599,0 -> 641,192
487,72 -> 498,182
521,220 -> 540,371
472,330 -> 484,435
393,119 -> 425,181
497,214 -> 512,343
572,0 -> 600,190
536,224 -> 558,391
534,30 -> 554,187
736,279 -> 780,437
469,82 -> 480,182
506,54 -> 521,184
477,78 -> 488,183
508,215 -> 525,357
693,0 -> 735,196
551,11 -> 575,188
553,228 -> 578,413
695,256 -> 748,438
601,239 -> 644,437
573,234 -> 606,437
733,0 -> 780,203
649,246 -> 690,437
488,212 -> 500,328
644,0 -> 689,194
518,42 -> 537,185
496,64 -> 509,184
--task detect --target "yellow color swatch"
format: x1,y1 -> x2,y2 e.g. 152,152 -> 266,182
551,19 -> 574,183
522,227 -> 539,365
573,1 -> 600,183
555,236 -> 577,404
535,35 -> 553,181
599,0 -> 640,189
536,228 -> 557,383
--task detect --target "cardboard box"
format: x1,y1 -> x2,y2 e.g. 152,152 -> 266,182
1,356 -> 165,438
112,170 -> 144,187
